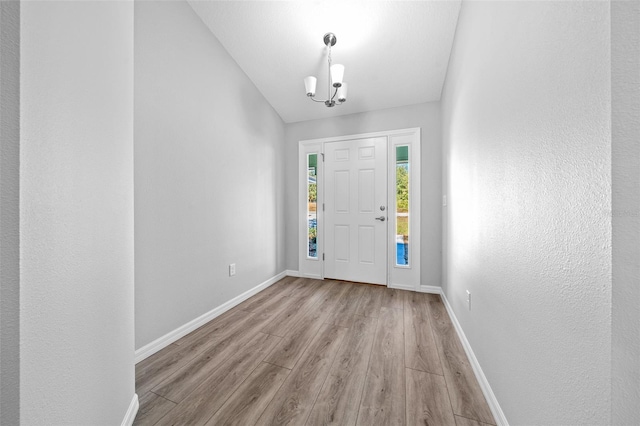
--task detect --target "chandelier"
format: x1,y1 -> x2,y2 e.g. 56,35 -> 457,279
304,33 -> 348,108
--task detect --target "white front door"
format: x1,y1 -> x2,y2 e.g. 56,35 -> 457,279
324,137 -> 387,285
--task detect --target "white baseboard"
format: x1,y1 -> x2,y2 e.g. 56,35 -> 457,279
298,272 -> 322,279
418,284 -> 444,294
121,393 -> 139,426
389,284 -> 442,294
388,283 -> 444,294
135,271 -> 288,364
387,282 -> 416,291
440,293 -> 508,426
285,269 -> 300,277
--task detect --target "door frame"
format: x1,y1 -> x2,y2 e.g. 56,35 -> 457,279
298,128 -> 421,290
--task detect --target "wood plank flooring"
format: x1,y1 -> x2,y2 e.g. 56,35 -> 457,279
134,277 -> 495,426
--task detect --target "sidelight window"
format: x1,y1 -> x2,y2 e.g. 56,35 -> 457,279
396,146 -> 409,266
307,153 -> 318,259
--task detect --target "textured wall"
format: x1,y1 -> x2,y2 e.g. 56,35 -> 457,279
441,1 -> 611,424
0,1 -> 20,424
284,103 -> 442,287
19,1 -> 135,424
135,1 -> 286,349
611,0 -> 640,423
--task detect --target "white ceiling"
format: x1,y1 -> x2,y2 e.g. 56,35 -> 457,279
188,1 -> 461,123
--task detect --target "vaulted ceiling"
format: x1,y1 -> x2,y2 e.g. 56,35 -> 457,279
188,1 -> 461,123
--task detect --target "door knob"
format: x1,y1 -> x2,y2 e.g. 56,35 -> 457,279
375,216 -> 386,222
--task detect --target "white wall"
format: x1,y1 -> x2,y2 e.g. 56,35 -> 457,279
284,103 -> 442,287
19,1 -> 135,424
611,1 -> 640,423
441,2 -> 611,424
0,1 -> 21,424
135,1 -> 286,349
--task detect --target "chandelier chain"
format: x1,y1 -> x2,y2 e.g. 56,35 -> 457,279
327,43 -> 332,101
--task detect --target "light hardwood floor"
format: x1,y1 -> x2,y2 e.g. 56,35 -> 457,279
134,277 -> 495,426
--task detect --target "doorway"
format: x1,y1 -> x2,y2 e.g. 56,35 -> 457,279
298,128 -> 421,290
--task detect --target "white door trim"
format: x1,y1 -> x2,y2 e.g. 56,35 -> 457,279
298,127 -> 421,289
298,142 -> 323,279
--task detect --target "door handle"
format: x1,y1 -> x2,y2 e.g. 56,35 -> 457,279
375,216 -> 386,222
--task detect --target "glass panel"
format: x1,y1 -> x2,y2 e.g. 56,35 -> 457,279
307,153 -> 318,259
396,146 -> 409,266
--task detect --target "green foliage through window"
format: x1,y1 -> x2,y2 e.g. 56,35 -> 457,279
396,164 -> 409,213
308,182 -> 316,203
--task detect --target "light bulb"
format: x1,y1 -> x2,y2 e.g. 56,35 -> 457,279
330,64 -> 344,88
337,82 -> 348,102
304,76 -> 317,97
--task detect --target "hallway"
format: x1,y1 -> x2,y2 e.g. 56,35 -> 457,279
134,277 -> 495,425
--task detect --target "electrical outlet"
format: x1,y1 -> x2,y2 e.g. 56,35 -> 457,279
466,290 -> 471,311
229,263 -> 236,277
443,195 -> 447,206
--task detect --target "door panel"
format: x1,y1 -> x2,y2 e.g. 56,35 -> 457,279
358,169 -> 375,213
334,225 -> 350,261
358,226 -> 375,263
324,137 -> 387,285
334,171 -> 350,213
